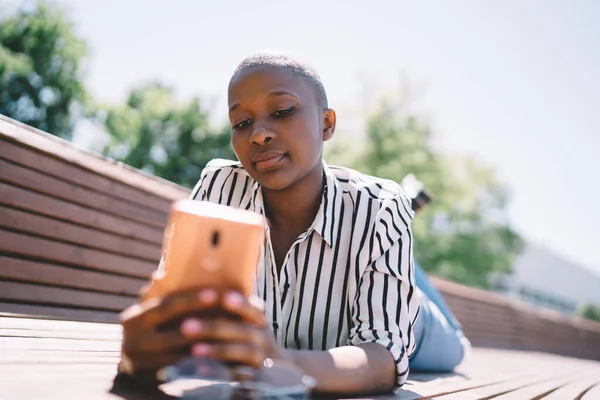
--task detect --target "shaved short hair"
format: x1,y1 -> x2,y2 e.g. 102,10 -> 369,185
231,51 -> 329,109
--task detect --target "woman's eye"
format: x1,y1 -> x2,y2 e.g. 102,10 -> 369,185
233,119 -> 251,130
272,106 -> 296,118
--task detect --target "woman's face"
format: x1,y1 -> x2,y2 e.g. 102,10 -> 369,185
228,66 -> 335,191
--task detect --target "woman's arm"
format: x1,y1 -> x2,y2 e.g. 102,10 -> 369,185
180,292 -> 401,396
180,197 -> 418,396
286,342 -> 396,395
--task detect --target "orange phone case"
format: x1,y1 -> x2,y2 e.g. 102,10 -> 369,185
141,199 -> 265,301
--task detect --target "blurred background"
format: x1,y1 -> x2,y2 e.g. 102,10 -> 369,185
1,0 -> 599,322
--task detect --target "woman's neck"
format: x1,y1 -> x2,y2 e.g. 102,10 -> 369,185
261,163 -> 324,232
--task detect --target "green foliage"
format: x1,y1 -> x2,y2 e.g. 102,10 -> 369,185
2,1 -> 524,288
326,94 -> 524,288
577,303 -> 600,324
100,82 -> 236,188
0,1 -> 88,139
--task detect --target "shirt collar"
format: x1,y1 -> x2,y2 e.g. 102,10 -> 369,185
246,160 -> 343,249
310,160 -> 344,249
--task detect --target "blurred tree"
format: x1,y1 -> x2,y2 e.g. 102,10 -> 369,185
100,82 -> 236,188
326,94 -> 523,288
0,1 -> 89,139
577,303 -> 600,324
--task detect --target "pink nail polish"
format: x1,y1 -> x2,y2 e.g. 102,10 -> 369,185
226,292 -> 243,308
198,289 -> 217,303
181,319 -> 202,334
192,343 -> 211,356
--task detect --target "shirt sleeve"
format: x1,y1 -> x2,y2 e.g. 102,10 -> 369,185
190,160 -> 218,201
348,194 -> 419,389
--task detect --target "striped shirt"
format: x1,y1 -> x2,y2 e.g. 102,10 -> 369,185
189,158 -> 419,387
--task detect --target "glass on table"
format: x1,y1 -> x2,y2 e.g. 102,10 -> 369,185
158,356 -> 316,400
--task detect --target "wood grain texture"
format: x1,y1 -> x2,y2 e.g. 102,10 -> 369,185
0,256 -> 146,296
0,205 -> 161,262
0,158 -> 167,228
3,316 -> 600,399
0,229 -> 156,278
0,116 -> 190,202
0,182 -> 164,244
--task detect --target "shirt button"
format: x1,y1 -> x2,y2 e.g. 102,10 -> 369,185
273,322 -> 279,330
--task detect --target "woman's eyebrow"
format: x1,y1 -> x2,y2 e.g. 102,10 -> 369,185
229,91 -> 298,113
267,90 -> 297,99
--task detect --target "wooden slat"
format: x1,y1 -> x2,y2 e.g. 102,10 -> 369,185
434,375 -> 545,399
0,182 -> 163,244
2,313 -> 600,400
582,383 -> 600,399
438,278 -> 600,335
5,350 -> 120,361
0,281 -> 133,311
0,158 -> 167,229
1,363 -> 118,375
0,229 -> 156,278
2,327 -> 122,341
6,336 -> 121,351
0,315 -> 120,330
461,376 -> 564,399
0,206 -> 161,262
544,377 -> 600,399
433,277 -> 518,307
0,371 -> 170,400
2,353 -> 121,364
399,376 -> 510,399
0,256 -> 146,296
0,304 -> 119,323
0,115 -> 190,203
0,138 -> 176,213
491,376 -> 573,399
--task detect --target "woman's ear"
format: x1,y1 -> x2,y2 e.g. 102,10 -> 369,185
322,108 -> 336,142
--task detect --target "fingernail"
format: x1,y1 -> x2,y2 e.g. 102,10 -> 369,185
192,343 -> 211,356
181,319 -> 202,335
226,292 -> 243,308
198,289 -> 217,303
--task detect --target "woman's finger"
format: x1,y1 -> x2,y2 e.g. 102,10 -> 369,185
123,330 -> 190,354
191,342 -> 265,369
221,292 -> 267,327
121,289 -> 218,330
180,318 -> 266,348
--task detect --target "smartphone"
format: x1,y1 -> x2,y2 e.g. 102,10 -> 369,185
140,199 -> 265,302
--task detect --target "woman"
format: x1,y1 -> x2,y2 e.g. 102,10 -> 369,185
117,52 -> 468,397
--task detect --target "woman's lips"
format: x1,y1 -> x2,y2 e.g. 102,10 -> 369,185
251,152 -> 287,172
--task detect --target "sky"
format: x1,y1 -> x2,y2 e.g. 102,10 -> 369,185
3,0 -> 599,275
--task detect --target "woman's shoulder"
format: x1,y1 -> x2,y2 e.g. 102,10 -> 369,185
191,159 -> 253,202
202,158 -> 246,173
328,164 -> 411,205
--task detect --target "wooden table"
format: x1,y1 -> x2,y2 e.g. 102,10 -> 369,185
2,314 -> 600,400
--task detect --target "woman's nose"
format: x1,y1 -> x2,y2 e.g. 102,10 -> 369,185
249,125 -> 275,145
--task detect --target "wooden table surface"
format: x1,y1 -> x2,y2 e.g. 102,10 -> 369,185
1,314 -> 600,400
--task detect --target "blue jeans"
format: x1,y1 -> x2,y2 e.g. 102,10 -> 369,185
409,262 -> 470,372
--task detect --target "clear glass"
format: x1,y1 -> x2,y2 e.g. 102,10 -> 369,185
158,357 -> 316,400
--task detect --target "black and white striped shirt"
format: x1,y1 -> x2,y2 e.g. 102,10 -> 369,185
190,159 -> 419,387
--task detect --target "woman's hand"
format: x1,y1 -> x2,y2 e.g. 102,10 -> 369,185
180,290 -> 288,370
119,289 -> 219,379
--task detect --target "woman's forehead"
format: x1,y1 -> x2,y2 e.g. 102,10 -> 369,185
228,66 -> 312,106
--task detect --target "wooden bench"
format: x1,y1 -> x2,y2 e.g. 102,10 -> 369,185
2,314 -> 600,399
1,113 -> 600,364
0,115 -> 188,323
433,277 -> 600,361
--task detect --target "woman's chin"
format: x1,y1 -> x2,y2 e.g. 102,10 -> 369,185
259,177 -> 294,192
